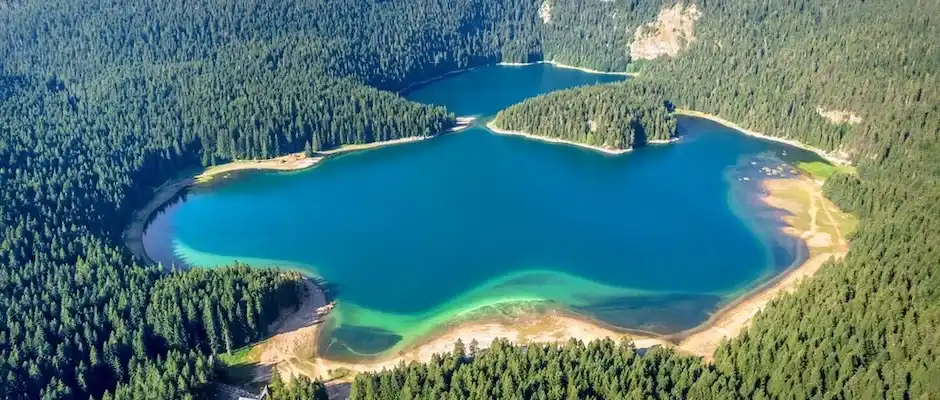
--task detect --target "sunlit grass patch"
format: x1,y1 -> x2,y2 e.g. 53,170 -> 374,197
795,161 -> 856,180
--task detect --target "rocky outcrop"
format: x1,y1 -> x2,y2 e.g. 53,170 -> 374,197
629,3 -> 702,60
539,0 -> 552,24
816,107 -> 863,125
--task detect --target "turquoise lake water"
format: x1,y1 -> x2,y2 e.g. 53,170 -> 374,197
142,64 -> 820,360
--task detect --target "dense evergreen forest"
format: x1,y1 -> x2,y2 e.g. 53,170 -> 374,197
491,83 -> 677,150
350,339 -> 710,400
1,0 -> 938,398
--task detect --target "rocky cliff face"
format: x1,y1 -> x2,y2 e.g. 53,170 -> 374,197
629,3 -> 702,60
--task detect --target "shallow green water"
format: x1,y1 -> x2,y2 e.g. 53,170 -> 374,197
143,64 -> 821,360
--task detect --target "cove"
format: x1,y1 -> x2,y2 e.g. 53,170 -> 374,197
142,64 -> 820,361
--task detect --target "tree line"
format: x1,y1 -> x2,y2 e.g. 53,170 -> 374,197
350,338 -> 711,400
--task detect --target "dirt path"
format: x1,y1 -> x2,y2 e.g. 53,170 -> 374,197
305,311 -> 671,378
257,279 -> 327,380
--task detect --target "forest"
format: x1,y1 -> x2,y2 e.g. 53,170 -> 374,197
491,83 -> 677,151
1,0 -> 938,398
350,339 -> 710,400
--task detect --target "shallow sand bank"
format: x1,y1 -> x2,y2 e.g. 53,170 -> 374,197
669,177 -> 852,359
485,120 -> 631,155
244,173 -> 852,381
249,294 -> 670,382
123,177 -> 194,265
497,60 -> 638,77
674,109 -> 852,166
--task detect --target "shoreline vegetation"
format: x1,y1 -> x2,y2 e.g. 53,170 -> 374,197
485,119 -> 632,155
122,117 -> 474,265
674,109 -> 853,166
235,175 -> 853,381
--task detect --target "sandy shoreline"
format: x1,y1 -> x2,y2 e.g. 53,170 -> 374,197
246,175 -> 853,381
253,172 -> 848,378
122,118 -> 474,264
648,137 -> 681,145
123,177 -> 194,266
670,177 -> 851,358
497,60 -> 638,77
674,109 -> 852,166
485,120 -> 631,155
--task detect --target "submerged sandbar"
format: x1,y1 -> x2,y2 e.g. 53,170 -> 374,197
239,171 -> 852,382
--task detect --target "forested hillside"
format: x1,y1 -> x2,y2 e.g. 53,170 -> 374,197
1,0 -> 939,398
351,339 -> 709,399
491,82 -> 677,150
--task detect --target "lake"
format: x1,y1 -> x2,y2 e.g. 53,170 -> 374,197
143,64 -> 819,360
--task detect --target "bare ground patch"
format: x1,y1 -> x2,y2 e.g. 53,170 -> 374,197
816,107 -> 863,125
629,3 -> 702,60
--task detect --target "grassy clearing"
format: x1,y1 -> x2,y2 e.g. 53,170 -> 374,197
217,342 -> 268,385
219,343 -> 263,366
795,161 -> 856,181
218,343 -> 261,385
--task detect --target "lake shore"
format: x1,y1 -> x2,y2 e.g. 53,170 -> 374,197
123,177 -> 194,265
122,117 -> 474,264
244,174 -> 852,381
648,137 -> 681,145
497,60 -> 638,77
670,177 -> 852,359
247,291 -> 671,382
485,120 -> 631,155
674,109 -> 852,166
